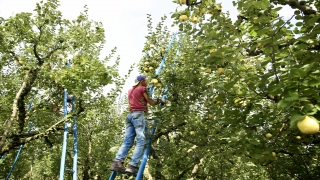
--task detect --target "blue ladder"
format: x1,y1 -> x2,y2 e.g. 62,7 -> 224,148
59,89 -> 78,180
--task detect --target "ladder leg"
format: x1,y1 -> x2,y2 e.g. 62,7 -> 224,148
73,119 -> 78,180
136,119 -> 158,180
59,89 -> 68,180
108,171 -> 117,180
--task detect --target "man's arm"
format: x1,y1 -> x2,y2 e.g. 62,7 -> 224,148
143,92 -> 165,106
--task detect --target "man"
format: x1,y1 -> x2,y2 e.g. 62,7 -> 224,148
109,75 -> 165,174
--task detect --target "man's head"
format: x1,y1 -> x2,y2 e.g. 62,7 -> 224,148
133,75 -> 147,87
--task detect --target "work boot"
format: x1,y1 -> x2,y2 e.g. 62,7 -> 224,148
125,164 -> 139,174
109,160 -> 125,172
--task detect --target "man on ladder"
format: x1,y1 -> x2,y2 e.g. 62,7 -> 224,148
109,75 -> 166,174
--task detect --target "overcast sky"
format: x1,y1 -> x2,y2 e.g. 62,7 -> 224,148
0,0 -> 292,91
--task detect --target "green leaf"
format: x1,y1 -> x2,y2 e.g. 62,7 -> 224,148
277,99 -> 293,109
289,112 -> 304,128
284,91 -> 299,101
250,30 -> 257,37
290,68 -> 307,77
259,0 -> 270,10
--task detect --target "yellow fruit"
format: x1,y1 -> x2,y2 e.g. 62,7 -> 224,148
191,16 -> 198,24
149,67 -> 154,70
200,8 -> 206,15
266,133 -> 272,138
205,68 -> 211,73
144,62 -> 149,65
155,82 -> 162,87
144,67 -> 149,71
151,79 -> 158,84
179,15 -> 188,22
234,97 -> 241,104
215,7 -> 222,13
296,136 -> 301,140
190,131 -> 195,136
209,48 -> 217,53
272,152 -> 276,157
216,68 -> 225,75
297,116 -> 319,134
208,114 -> 214,119
180,0 -> 186,4
197,45 -> 202,49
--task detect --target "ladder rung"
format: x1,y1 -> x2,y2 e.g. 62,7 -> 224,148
66,148 -> 74,152
65,168 -> 74,173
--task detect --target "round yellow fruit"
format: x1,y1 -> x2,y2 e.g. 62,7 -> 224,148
215,7 -> 222,13
179,15 -> 188,22
272,152 -> 276,157
208,114 -> 214,119
200,8 -> 206,15
216,68 -> 225,75
297,116 -> 319,134
155,82 -> 162,87
191,16 -> 198,24
209,48 -> 217,53
296,136 -> 301,140
205,68 -> 212,73
149,67 -> 154,70
190,131 -> 195,136
180,0 -> 186,4
151,78 -> 158,84
266,133 -> 272,138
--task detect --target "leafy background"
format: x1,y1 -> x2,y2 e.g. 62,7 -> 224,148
1,0 -> 320,179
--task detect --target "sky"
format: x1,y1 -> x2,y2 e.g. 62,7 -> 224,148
0,0 -> 293,92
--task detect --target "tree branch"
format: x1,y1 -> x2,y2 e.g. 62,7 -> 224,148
0,70 -> 30,151
1,114 -> 72,155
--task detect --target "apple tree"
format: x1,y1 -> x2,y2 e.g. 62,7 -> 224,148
0,0 -> 128,179
136,0 -> 320,179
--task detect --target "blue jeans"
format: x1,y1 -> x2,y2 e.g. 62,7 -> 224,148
115,111 -> 147,167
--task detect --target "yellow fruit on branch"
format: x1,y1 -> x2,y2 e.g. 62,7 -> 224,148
215,7 -> 222,13
266,133 -> 272,138
200,8 -> 206,15
216,68 -> 225,75
190,131 -> 195,136
191,16 -> 198,24
209,48 -> 217,53
272,152 -> 276,157
296,136 -> 301,140
205,68 -> 212,73
180,0 -> 186,4
179,15 -> 188,22
155,82 -> 162,87
151,78 -> 158,84
297,116 -> 319,134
